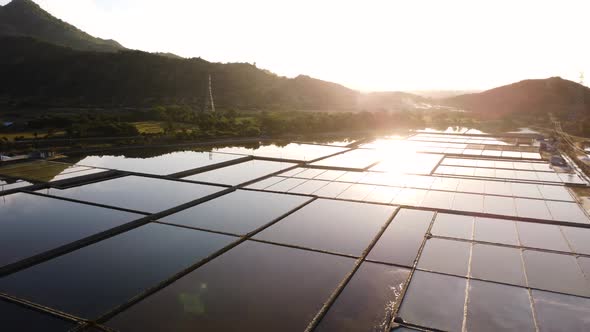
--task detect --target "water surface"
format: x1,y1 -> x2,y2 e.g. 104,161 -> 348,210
532,290 -> 590,331
162,190 -> 310,235
316,262 -> 410,331
367,209 -> 433,266
40,176 -> 224,213
0,193 -> 140,268
522,250 -> 590,297
76,151 -> 243,175
215,143 -> 347,161
470,244 -> 526,286
0,223 -> 235,318
184,160 -> 296,186
0,298 -> 75,331
398,270 -> 466,331
255,199 -> 395,256
108,241 -> 355,332
466,280 -> 535,332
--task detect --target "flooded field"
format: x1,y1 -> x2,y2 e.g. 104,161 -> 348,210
1,131 -> 590,331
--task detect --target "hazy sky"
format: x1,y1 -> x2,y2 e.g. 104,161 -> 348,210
3,0 -> 589,91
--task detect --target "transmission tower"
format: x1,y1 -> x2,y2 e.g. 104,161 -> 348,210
205,74 -> 216,113
567,72 -> 586,121
580,72 -> 585,112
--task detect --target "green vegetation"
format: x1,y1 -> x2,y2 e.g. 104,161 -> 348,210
0,160 -> 69,181
0,107 -> 426,154
0,37 -> 362,110
23,113 -> 140,138
561,115 -> 590,138
133,122 -> 166,134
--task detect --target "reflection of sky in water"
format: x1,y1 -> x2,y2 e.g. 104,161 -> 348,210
215,143 -> 348,161
418,127 -> 472,134
76,151 -> 242,175
5,130 -> 590,331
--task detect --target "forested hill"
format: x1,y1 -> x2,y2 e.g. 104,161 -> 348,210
0,0 -> 124,52
0,0 -> 426,111
443,77 -> 590,116
0,37 -> 362,110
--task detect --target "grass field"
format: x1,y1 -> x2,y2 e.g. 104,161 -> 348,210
132,121 -> 165,134
0,131 -> 67,141
235,116 -> 258,124
132,121 -> 202,134
0,160 -> 70,181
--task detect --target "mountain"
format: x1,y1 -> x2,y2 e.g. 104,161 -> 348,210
0,0 -> 424,111
0,37 -> 362,110
0,0 -> 124,52
153,52 -> 185,59
411,90 -> 481,99
444,77 -> 590,116
358,92 -> 430,111
0,36 -> 425,111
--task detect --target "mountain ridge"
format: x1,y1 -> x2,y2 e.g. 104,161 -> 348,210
3,0 -> 585,115
0,36 -> 356,110
0,0 -> 426,111
0,36 -> 427,111
442,77 -> 590,116
0,0 -> 124,52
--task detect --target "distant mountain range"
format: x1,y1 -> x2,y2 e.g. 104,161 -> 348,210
358,92 -> 429,110
0,0 -> 587,115
0,0 -> 428,110
443,77 -> 590,115
410,90 -> 481,99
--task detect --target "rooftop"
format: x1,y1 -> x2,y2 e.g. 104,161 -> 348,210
1,131 -> 590,331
